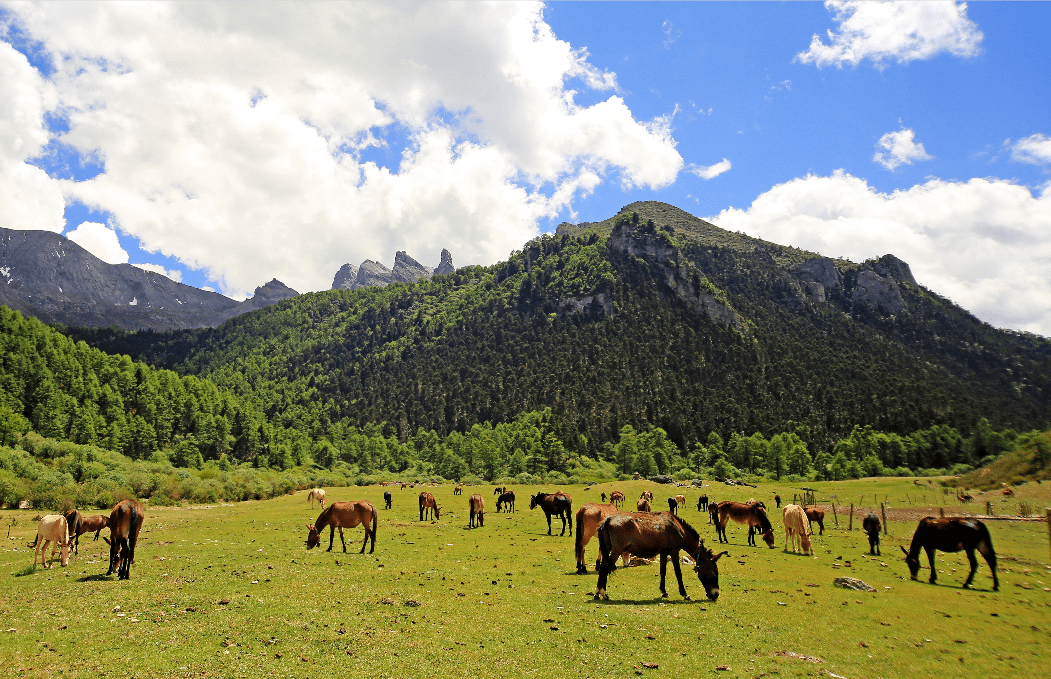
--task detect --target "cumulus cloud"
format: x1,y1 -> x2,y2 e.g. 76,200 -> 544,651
2,2 -> 682,298
65,221 -> 128,264
131,262 -> 182,282
873,128 -> 933,170
709,171 -> 1051,336
796,1 -> 983,68
1008,134 -> 1051,166
688,159 -> 732,180
0,39 -> 64,231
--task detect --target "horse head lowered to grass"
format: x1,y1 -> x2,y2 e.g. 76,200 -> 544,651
306,501 -> 377,554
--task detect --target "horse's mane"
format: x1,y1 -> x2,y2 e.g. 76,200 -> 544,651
756,507 -> 773,532
677,516 -> 700,543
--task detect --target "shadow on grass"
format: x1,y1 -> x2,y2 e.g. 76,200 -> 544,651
77,573 -> 112,582
592,596 -> 706,606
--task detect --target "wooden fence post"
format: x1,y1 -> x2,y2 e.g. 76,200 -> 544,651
881,502 -> 888,535
831,500 -> 839,526
986,501 -> 993,516
939,507 -> 944,518
849,504 -> 854,531
1046,508 -> 1051,564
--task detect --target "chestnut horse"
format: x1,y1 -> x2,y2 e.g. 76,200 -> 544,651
469,494 -> 485,528
306,501 -> 378,554
902,517 -> 998,591
454,485 -> 463,496
106,499 -> 145,580
804,507 -> 825,535
530,491 -> 573,536
637,498 -> 651,512
717,501 -> 775,548
77,514 -> 109,541
574,502 -> 623,574
609,491 -> 625,508
419,492 -> 440,521
496,490 -> 516,513
593,512 -> 727,601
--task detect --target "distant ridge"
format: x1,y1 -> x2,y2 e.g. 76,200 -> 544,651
331,249 -> 455,291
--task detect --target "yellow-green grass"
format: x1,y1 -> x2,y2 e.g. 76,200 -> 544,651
1,479 -> 1049,678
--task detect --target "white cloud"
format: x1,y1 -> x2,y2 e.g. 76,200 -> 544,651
873,128 -> 933,170
65,221 -> 128,264
1009,134 -> 1051,166
2,2 -> 682,298
688,159 -> 732,180
0,40 -> 65,231
709,171 -> 1051,336
131,262 -> 182,282
797,1 -> 983,68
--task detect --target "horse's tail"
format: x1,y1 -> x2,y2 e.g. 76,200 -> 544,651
976,520 -> 995,558
28,532 -> 39,549
127,504 -> 142,566
371,503 -> 379,541
597,518 -> 612,564
574,508 -> 585,564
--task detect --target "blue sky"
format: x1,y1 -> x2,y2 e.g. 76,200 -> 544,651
1,2 -> 1049,333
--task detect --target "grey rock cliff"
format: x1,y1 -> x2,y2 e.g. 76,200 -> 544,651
391,251 -> 433,284
434,248 -> 455,275
356,260 -> 392,288
852,269 -> 905,315
332,263 -> 357,290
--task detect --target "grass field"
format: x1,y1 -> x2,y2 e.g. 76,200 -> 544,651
2,478 -> 1049,678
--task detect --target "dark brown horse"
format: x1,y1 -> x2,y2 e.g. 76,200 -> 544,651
574,502 -> 622,574
383,491 -> 392,509
496,490 -> 516,513
419,492 -> 440,521
493,486 -> 505,496
901,517 -> 998,591
78,514 -> 109,541
717,501 -> 775,548
453,485 -> 463,496
707,501 -> 719,525
106,499 -> 145,580
804,507 -> 825,535
774,494 -> 782,509
530,491 -> 573,536
637,498 -> 651,512
697,495 -> 709,512
863,514 -> 881,555
469,494 -> 485,528
63,508 -> 82,556
593,512 -> 727,601
306,501 -> 378,554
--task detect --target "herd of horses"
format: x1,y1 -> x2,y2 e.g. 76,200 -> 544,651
296,483 -> 1000,601
26,482 -> 1000,599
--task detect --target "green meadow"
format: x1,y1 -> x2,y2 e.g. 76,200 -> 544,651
2,478 -> 1049,679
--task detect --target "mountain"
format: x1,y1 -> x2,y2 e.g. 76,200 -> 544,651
0,226 -> 296,330
331,249 -> 454,291
63,201 -> 1051,460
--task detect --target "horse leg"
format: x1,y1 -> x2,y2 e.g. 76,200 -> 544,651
546,512 -> 553,536
338,526 -> 347,553
327,525 -> 336,552
561,512 -> 569,536
359,527 -> 369,554
980,545 -> 999,591
671,552 -> 689,599
925,547 -> 937,584
962,548 -> 979,588
658,553 -> 669,598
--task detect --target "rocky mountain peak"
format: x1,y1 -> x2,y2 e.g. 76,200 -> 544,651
434,248 -> 455,275
332,263 -> 357,290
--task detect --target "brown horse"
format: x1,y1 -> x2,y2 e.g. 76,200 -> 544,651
383,491 -> 392,509
609,491 -> 625,508
717,501 -> 775,548
697,495 -> 709,512
106,499 -> 145,580
469,494 -> 485,528
306,501 -> 378,554
593,512 -> 727,601
902,517 -> 998,591
637,498 -> 651,512
63,508 -> 83,556
804,507 -> 825,535
863,514 -> 881,555
496,490 -> 516,513
530,491 -> 573,536
640,490 -> 653,502
419,492 -> 440,521
78,514 -> 109,541
574,502 -> 623,574
454,485 -> 463,496
707,501 -> 719,525
493,486 -> 505,496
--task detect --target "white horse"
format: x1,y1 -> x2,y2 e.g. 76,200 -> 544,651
30,515 -> 70,568
307,488 -> 326,509
782,504 -> 814,556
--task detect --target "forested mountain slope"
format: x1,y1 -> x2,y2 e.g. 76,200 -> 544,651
66,202 -> 1051,458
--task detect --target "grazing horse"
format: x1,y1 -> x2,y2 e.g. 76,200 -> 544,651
454,485 -> 463,496
697,495 -> 709,512
640,490 -> 653,502
106,499 -> 145,580
469,494 -> 485,528
674,494 -> 686,508
63,508 -> 83,556
593,512 -> 727,601
574,503 -> 625,574
30,515 -> 70,569
78,515 -> 109,541
306,501 -> 378,554
782,504 -> 813,556
863,514 -> 881,555
419,492 -> 440,521
667,497 -> 678,515
496,490 -> 516,513
902,517 -> 998,591
609,491 -> 625,508
383,491 -> 392,510
774,494 -> 782,509
530,491 -> 573,536
493,486 -> 505,496
804,507 -> 825,535
717,501 -> 775,548
637,498 -> 651,512
707,501 -> 719,525
307,488 -> 326,509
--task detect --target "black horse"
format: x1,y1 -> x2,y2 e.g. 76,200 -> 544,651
530,491 -> 573,536
902,517 -> 998,591
862,513 -> 880,555
696,495 -> 709,512
383,491 -> 392,510
594,512 -> 726,601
